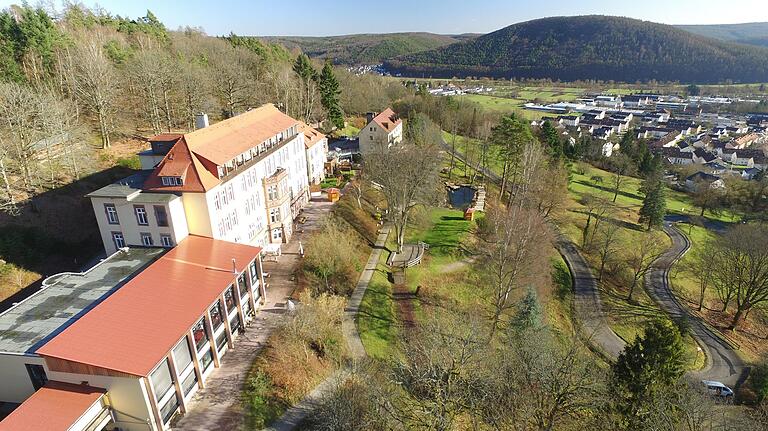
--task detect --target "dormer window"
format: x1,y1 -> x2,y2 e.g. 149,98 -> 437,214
161,176 -> 183,186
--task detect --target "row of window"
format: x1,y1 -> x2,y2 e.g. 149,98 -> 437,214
104,204 -> 168,227
155,272 -> 259,425
161,176 -> 183,186
112,232 -> 173,249
216,209 -> 239,238
217,126 -> 298,180
213,184 -> 236,211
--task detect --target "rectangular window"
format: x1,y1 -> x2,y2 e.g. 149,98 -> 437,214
237,272 -> 248,296
172,338 -> 193,372
134,205 -> 148,225
112,232 -> 125,249
159,394 -> 179,424
150,360 -> 174,401
229,313 -> 241,335
104,203 -> 119,224
215,329 -> 228,352
268,185 -> 278,200
249,261 -> 259,285
199,348 -> 213,372
272,228 -> 282,240
193,318 -> 209,351
181,370 -> 198,396
175,177 -> 183,186
154,205 -> 168,227
25,364 -> 47,390
224,285 -> 237,313
161,235 -> 173,247
161,177 -> 173,186
269,208 -> 280,223
242,298 -> 253,317
209,301 -> 224,332
140,232 -> 153,246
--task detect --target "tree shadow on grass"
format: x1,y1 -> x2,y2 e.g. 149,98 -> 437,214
573,180 -> 644,202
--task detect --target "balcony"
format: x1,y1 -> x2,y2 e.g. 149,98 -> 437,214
219,131 -> 299,182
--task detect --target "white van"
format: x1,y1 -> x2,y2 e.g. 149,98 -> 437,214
701,380 -> 734,400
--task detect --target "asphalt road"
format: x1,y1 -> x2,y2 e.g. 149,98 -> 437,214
443,142 -> 748,386
647,222 -> 747,386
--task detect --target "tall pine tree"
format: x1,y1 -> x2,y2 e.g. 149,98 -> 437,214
318,60 -> 344,129
638,170 -> 666,230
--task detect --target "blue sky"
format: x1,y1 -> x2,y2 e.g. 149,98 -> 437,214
6,0 -> 768,36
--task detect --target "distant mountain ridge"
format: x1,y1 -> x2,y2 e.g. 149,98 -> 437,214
384,16 -> 768,83
256,32 -> 476,65
677,22 -> 768,47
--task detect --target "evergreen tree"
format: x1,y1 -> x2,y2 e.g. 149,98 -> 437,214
612,319 -> 686,421
508,287 -> 543,336
318,60 -> 344,129
540,120 -> 563,161
638,170 -> 666,230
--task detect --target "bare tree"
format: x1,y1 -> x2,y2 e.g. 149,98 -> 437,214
595,219 -> 622,282
710,224 -> 768,330
625,233 -> 666,302
210,46 -> 254,118
478,205 -> 551,338
608,153 -> 634,203
581,195 -> 611,249
364,141 -> 441,252
68,31 -> 118,149
689,236 -> 716,311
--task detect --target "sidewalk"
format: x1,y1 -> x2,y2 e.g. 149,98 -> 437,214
173,199 -> 333,431
264,225 -> 391,430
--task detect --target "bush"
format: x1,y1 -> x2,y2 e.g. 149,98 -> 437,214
749,361 -> 768,404
303,221 -> 366,296
116,155 -> 141,170
244,292 -> 347,427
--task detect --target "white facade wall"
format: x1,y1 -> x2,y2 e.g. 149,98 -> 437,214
306,138 -> 328,185
0,354 -> 45,403
91,196 -> 188,255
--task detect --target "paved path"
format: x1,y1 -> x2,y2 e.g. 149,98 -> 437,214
646,221 -> 746,386
173,199 -> 333,431
264,226 -> 391,430
556,237 -> 626,360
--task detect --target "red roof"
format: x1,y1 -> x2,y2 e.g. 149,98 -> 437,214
371,108 -> 401,132
0,381 -> 105,431
37,236 -> 262,377
143,104 -> 299,193
299,122 -> 326,149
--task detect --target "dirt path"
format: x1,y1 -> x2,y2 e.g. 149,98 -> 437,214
392,269 -> 416,329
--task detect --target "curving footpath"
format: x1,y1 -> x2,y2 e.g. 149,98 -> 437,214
557,237 -> 625,360
263,226 -> 391,431
646,221 -> 746,386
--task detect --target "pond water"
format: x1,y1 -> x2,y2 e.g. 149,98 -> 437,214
448,186 -> 476,209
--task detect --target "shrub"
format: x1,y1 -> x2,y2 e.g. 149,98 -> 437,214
116,155 -> 141,170
304,221 -> 365,296
750,361 -> 768,404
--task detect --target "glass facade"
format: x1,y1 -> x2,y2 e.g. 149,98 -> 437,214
199,348 -> 213,372
209,301 -> 224,332
224,286 -> 236,313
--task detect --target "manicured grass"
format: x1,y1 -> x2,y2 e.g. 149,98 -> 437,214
333,123 -> 360,138
669,224 -> 716,308
406,208 -> 472,256
460,94 -> 546,120
357,251 -> 399,360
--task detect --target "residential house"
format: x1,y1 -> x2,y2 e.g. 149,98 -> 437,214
622,95 -> 651,108
686,171 -> 725,192
358,108 -> 403,154
90,104 -> 310,254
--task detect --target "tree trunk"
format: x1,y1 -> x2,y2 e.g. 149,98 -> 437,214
628,278 -> 637,301
729,307 -> 745,330
700,206 -> 706,217
698,281 -> 706,311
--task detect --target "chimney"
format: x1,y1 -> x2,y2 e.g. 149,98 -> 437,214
195,113 -> 209,130
366,112 -> 376,124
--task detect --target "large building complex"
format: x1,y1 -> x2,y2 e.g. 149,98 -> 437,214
90,104 -> 326,255
0,236 -> 266,430
0,104 -> 326,430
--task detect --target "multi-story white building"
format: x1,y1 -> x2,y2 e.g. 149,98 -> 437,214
358,108 -> 403,154
0,236 -> 267,431
89,104 -> 310,255
300,122 -> 328,185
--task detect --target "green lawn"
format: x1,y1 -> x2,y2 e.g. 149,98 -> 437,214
357,250 -> 399,360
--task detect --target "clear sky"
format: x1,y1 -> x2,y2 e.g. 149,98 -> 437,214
6,0 -> 768,36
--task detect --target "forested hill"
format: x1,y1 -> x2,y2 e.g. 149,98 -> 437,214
258,33 -> 473,64
677,22 -> 768,48
385,16 -> 768,83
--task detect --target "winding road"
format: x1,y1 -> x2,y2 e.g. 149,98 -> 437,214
646,222 -> 746,386
441,141 -> 748,386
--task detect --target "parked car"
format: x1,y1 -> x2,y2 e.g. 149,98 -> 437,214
701,380 -> 734,400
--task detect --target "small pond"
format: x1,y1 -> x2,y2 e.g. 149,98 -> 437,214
448,186 -> 476,209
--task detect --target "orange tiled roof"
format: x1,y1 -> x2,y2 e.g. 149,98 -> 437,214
299,122 -> 326,149
0,381 -> 105,431
143,104 -> 299,193
371,108 -> 401,132
36,236 -> 262,377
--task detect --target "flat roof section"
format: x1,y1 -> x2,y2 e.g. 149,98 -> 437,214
37,236 -> 262,377
87,171 -> 179,203
0,247 -> 165,354
0,381 -> 106,431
